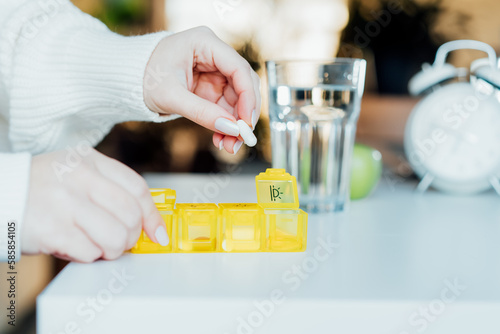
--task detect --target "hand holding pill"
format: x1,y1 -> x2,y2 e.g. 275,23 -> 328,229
143,26 -> 261,154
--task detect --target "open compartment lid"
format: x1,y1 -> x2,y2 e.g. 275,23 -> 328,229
150,188 -> 176,209
255,169 -> 299,209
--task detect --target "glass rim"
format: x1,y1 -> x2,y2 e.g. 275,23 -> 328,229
265,58 -> 366,66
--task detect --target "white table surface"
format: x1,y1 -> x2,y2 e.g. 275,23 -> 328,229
37,173 -> 500,334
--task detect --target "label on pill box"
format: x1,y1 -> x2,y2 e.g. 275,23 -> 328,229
256,180 -> 296,204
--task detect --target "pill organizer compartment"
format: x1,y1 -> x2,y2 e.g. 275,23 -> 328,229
264,209 -> 307,251
176,204 -> 219,252
219,203 -> 264,252
256,169 -> 307,252
131,168 -> 307,253
131,189 -> 175,253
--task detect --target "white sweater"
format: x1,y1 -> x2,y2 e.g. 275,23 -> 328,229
0,0 -> 177,261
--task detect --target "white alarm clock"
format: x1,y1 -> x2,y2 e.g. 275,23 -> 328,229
405,40 -> 500,194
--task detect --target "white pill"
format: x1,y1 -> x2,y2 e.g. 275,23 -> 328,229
237,120 -> 257,147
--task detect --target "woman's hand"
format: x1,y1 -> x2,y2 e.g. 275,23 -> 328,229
144,26 -> 261,154
21,148 -> 167,263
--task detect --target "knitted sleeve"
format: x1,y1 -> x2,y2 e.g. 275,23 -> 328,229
0,0 -> 179,261
0,0 -> 178,154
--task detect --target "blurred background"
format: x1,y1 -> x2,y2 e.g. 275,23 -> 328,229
3,0 -> 500,333
77,0 -> 500,178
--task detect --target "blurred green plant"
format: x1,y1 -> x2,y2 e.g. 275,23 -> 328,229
95,0 -> 149,33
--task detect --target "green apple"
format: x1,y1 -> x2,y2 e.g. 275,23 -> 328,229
350,143 -> 382,200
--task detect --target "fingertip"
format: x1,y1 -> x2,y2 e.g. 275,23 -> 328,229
223,136 -> 237,153
142,209 -> 165,243
223,136 -> 244,155
154,225 -> 169,246
233,140 -> 244,155
213,133 -> 224,149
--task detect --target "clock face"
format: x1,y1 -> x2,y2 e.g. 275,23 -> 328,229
406,83 -> 500,187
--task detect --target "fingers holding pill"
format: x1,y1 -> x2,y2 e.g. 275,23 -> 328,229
213,121 -> 256,151
144,27 -> 261,144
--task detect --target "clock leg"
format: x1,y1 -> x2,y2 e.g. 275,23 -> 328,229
489,177 -> 500,196
416,173 -> 434,194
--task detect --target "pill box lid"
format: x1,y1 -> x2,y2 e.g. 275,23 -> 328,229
150,188 -> 176,209
255,169 -> 299,209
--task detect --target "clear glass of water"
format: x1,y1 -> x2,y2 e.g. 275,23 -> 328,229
266,59 -> 367,213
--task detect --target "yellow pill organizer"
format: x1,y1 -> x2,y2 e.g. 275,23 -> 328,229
131,169 -> 307,253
